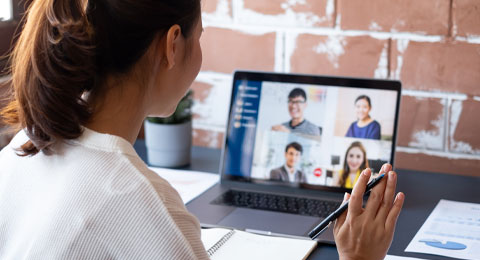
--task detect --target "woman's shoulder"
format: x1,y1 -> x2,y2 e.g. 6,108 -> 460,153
361,119 -> 380,129
347,121 -> 357,130
85,151 -> 183,205
0,130 -> 32,162
65,151 -> 193,230
135,163 -> 186,206
72,158 -> 205,258
2,130 -> 28,149
371,120 -> 381,127
57,132 -> 182,206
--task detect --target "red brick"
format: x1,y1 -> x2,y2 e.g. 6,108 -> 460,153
200,27 -> 276,73
290,34 -> 388,78
193,128 -> 224,148
241,0 -> 334,27
191,81 -> 213,103
202,0 -> 232,18
191,81 -> 213,122
190,78 -> 232,128
243,0 -> 284,15
395,151 -> 480,177
390,40 -> 480,96
449,99 -> 480,153
339,0 -> 449,35
453,0 -> 480,37
397,96 -> 445,150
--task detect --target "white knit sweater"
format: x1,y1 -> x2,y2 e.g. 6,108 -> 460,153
0,128 -> 209,260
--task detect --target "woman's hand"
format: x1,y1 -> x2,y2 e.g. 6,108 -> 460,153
333,164 -> 404,260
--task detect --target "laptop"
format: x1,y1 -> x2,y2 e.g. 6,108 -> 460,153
187,71 -> 401,243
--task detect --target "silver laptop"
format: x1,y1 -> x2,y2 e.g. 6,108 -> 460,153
187,71 -> 401,243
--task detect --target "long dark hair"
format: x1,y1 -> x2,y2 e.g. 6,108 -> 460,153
0,0 -> 201,156
355,95 -> 371,107
339,141 -> 369,188
355,94 -> 372,120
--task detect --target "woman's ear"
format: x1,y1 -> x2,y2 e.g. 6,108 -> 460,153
163,24 -> 182,70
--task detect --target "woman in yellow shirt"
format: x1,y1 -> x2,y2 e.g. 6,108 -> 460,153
337,141 -> 369,188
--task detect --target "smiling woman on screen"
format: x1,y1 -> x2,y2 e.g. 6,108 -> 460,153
336,141 -> 369,189
0,0 -> 403,259
345,95 -> 382,140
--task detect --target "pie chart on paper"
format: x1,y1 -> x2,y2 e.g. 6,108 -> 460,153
419,239 -> 467,250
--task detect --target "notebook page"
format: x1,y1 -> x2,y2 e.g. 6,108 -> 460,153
201,228 -> 232,252
207,229 -> 317,260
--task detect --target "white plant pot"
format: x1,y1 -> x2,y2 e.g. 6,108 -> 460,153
144,120 -> 192,167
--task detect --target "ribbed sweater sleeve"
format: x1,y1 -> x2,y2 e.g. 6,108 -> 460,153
0,129 -> 210,260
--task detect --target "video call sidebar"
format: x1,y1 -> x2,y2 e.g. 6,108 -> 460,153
224,80 -> 262,178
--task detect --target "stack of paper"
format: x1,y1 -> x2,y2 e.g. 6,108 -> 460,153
405,200 -> 480,260
149,167 -> 219,204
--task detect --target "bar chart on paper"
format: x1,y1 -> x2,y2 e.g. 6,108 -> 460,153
405,200 -> 480,260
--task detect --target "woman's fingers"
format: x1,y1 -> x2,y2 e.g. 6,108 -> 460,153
385,192 -> 405,232
334,192 -> 350,233
364,171 -> 389,218
380,164 -> 392,176
375,171 -> 398,221
348,168 -> 371,217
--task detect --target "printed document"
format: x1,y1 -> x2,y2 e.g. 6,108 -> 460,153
149,167 -> 219,204
405,199 -> 480,260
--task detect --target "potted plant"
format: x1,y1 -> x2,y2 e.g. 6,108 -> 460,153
144,90 -> 193,167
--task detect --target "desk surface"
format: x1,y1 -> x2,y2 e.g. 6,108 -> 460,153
134,140 -> 480,260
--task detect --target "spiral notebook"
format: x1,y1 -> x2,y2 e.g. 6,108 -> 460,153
201,228 -> 317,260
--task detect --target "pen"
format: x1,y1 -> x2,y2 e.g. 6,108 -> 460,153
308,173 -> 386,240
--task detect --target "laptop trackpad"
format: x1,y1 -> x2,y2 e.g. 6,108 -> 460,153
217,208 -> 320,237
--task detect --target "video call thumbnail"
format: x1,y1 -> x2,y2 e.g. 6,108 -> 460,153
224,80 -> 398,190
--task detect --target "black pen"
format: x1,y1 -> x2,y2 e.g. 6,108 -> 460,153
308,173 -> 386,240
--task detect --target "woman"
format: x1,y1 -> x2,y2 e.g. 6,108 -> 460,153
0,0 -> 404,259
346,95 -> 381,140
337,141 -> 369,189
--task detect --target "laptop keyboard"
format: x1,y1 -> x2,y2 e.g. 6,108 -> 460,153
211,190 -> 341,218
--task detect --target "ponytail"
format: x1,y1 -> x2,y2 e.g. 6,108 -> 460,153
1,0 -> 95,156
0,0 -> 201,156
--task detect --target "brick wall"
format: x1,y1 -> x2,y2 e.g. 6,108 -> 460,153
193,0 -> 480,176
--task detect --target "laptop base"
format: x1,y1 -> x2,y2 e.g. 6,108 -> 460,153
187,183 -> 338,243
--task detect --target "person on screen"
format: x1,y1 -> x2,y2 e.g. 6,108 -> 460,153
270,142 -> 306,183
337,141 -> 369,189
271,88 -> 322,136
345,95 -> 381,140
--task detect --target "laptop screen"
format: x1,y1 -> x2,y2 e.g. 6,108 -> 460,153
222,71 -> 401,191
